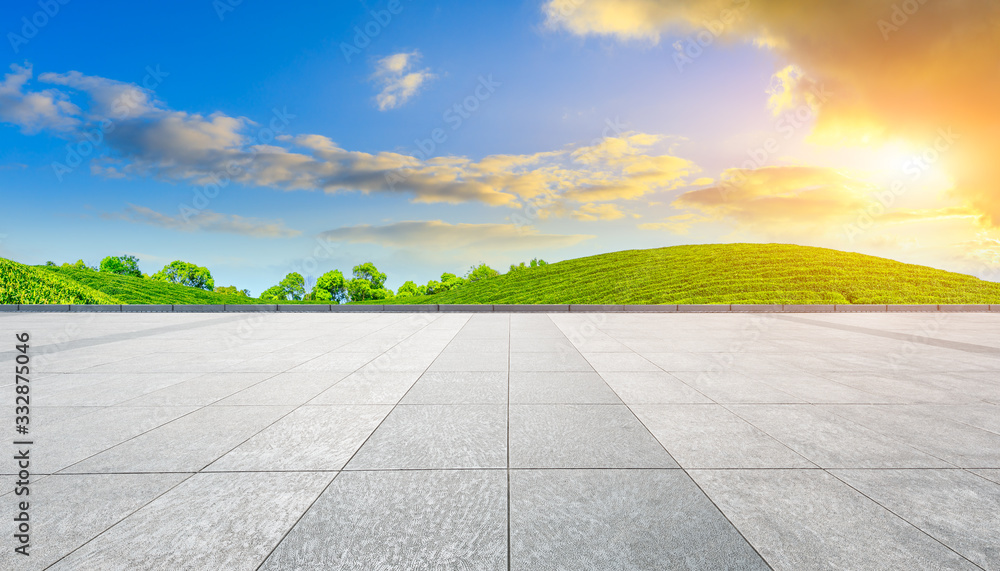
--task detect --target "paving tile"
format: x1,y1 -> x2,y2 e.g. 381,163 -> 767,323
509,371 -> 621,404
346,405 -> 507,469
509,404 -> 677,468
207,405 -> 392,471
0,473 -> 188,570
690,469 -> 980,571
260,470 -> 506,571
119,372 -> 274,406
670,371 -> 806,403
509,337 -> 577,353
633,404 -> 813,468
817,372 -> 982,404
599,371 -> 713,404
970,469 -> 1000,485
444,338 -> 509,353
640,351 -> 723,371
286,352 -> 380,372
308,371 -> 421,404
38,373 -> 194,406
509,351 -> 594,372
427,351 -> 509,372
828,405 -> 1000,468
749,370 -> 900,404
832,469 -> 1000,570
581,352 -> 661,372
510,469 -> 768,571
400,371 -> 508,404
28,406 -> 197,474
213,372 -> 348,405
50,472 -> 334,571
65,405 -> 292,473
728,405 -> 951,468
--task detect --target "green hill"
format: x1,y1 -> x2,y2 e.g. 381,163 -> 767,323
386,244 -> 1000,305
0,258 -> 266,305
40,266 -> 268,305
0,258 -> 120,304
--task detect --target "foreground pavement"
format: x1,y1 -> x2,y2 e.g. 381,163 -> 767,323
1,311 -> 998,570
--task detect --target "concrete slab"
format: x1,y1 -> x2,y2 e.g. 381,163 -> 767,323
8,311 -> 1000,568
691,469 -> 980,570
509,371 -> 621,404
65,405 -> 292,473
599,371 -> 713,403
510,351 -> 594,372
224,304 -> 276,311
633,404 -> 813,469
939,304 -> 991,312
260,470 -> 507,570
330,304 -> 384,312
384,304 -> 438,312
19,304 -> 70,311
494,304 -> 569,312
509,404 -> 678,469
887,304 -> 938,312
174,304 -> 224,312
781,304 -> 836,312
438,304 -> 493,312
277,304 -> 331,312
835,304 -> 887,312
727,404 -> 952,468
511,469 -> 769,570
400,371 -> 509,404
51,472 -> 334,570
0,304 -> 17,312
731,304 -> 782,312
0,473 -> 189,570
69,304 -> 121,312
345,404 -> 508,469
121,304 -> 172,312
831,469 -> 1000,570
208,404 -> 392,471
677,304 -> 730,312
622,304 -> 678,312
569,304 -> 624,312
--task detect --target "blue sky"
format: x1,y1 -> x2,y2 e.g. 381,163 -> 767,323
2,0 -> 998,294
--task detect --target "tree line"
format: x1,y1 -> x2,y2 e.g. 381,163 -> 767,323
48,255 -> 548,303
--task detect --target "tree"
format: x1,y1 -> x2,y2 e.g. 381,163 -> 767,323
215,285 -> 249,297
259,285 -> 287,301
395,280 -> 420,298
152,261 -> 215,290
352,262 -> 387,290
347,278 -> 372,302
313,269 -> 348,303
278,272 -> 306,301
66,259 -> 96,271
99,255 -> 142,277
44,261 -> 56,267
466,263 -> 499,283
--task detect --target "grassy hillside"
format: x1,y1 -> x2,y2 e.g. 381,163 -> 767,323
40,266 -> 269,305
385,244 -> 1000,305
0,258 -> 120,304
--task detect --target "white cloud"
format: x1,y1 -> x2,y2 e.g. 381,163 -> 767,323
0,65 -> 699,217
371,51 -> 435,111
319,220 -> 593,251
0,64 -> 80,133
103,204 -> 301,238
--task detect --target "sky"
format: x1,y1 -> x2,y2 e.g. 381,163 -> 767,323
1,0 -> 998,295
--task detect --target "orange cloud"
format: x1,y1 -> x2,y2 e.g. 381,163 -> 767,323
544,0 -> 1000,226
671,166 -> 875,230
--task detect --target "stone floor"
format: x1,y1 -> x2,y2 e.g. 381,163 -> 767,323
1,311 -> 998,570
